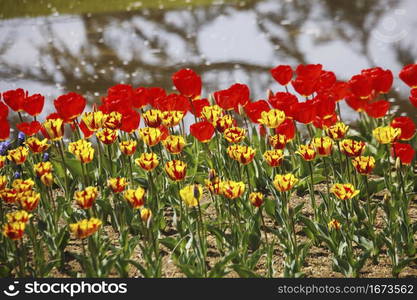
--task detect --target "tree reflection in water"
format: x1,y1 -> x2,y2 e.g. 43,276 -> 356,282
0,0 -> 416,118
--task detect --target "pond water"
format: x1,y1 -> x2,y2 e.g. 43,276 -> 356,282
1,0 -> 417,120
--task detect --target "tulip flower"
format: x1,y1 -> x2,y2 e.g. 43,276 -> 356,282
135,153 -> 159,171
2,88 -> 27,112
154,94 -> 190,113
296,144 -> 316,161
275,118 -> 296,140
82,111 -> 104,132
340,139 -> 366,157
119,140 -> 137,156
352,156 -> 375,175
190,121 -> 215,143
54,92 -> 86,122
6,210 -> 32,223
163,135 -> 186,154
16,121 -> 42,137
214,83 -> 250,112
165,160 -> 187,181
139,127 -> 163,147
392,142 -> 415,165
330,183 -> 359,200
7,146 -> 29,165
391,117 -> 415,141
25,137 -> 50,153
270,65 -> 293,85
190,98 -> 210,118
269,134 -> 288,150
311,137 -> 333,156
244,100 -> 270,123
201,105 -> 223,123
364,100 -> 390,119
223,127 -> 246,143
268,92 -> 298,117
326,122 -> 349,140
214,115 -> 236,133
362,67 -> 393,94
249,192 -> 264,207
33,161 -> 53,177
108,177 -> 128,193
40,173 -> 54,187
348,74 -> 373,99
69,218 -> 102,239
263,149 -> 284,167
273,173 -> 298,192
373,126 -> 401,144
124,187 -> 146,209
328,219 -> 341,230
2,221 -> 26,240
161,110 -> 184,128
41,118 -> 65,141
96,128 -> 118,145
103,111 -> 122,130
23,93 -> 44,116
180,184 -> 203,207
143,109 -> 162,127
0,188 -> 17,203
172,68 -> 202,99
12,179 -> 35,193
75,186 -> 98,209
140,208 -> 152,223
219,180 -> 245,199
19,191 -> 40,211
227,144 -> 256,165
258,109 -> 286,128
293,101 -> 317,124
399,63 -> 417,88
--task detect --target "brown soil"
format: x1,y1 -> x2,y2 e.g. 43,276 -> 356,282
47,183 -> 417,278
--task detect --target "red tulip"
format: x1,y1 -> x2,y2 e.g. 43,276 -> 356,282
101,84 -> 134,115
0,101 -> 8,119
244,100 -> 270,123
291,79 -> 316,96
2,88 -> 26,112
362,67 -> 393,94
295,64 -> 322,80
268,92 -> 298,118
364,100 -> 390,119
293,101 -> 316,124
348,74 -> 373,99
54,92 -> 86,122
391,116 -> 415,140
392,142 -> 415,165
190,121 -> 215,142
0,119 -> 10,141
345,94 -> 367,112
214,83 -> 250,112
330,81 -> 350,101
79,120 -> 94,139
23,93 -> 44,116
270,65 -> 293,85
275,118 -> 295,140
313,113 -> 338,129
190,98 -> 210,118
409,88 -> 417,108
313,94 -> 336,119
172,69 -> 202,99
316,71 -> 336,91
133,87 -> 150,109
146,87 -> 166,107
16,121 -> 41,136
154,94 -> 190,113
399,64 -> 417,88
120,109 -> 140,133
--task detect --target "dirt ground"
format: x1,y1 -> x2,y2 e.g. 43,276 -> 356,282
48,182 -> 417,278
